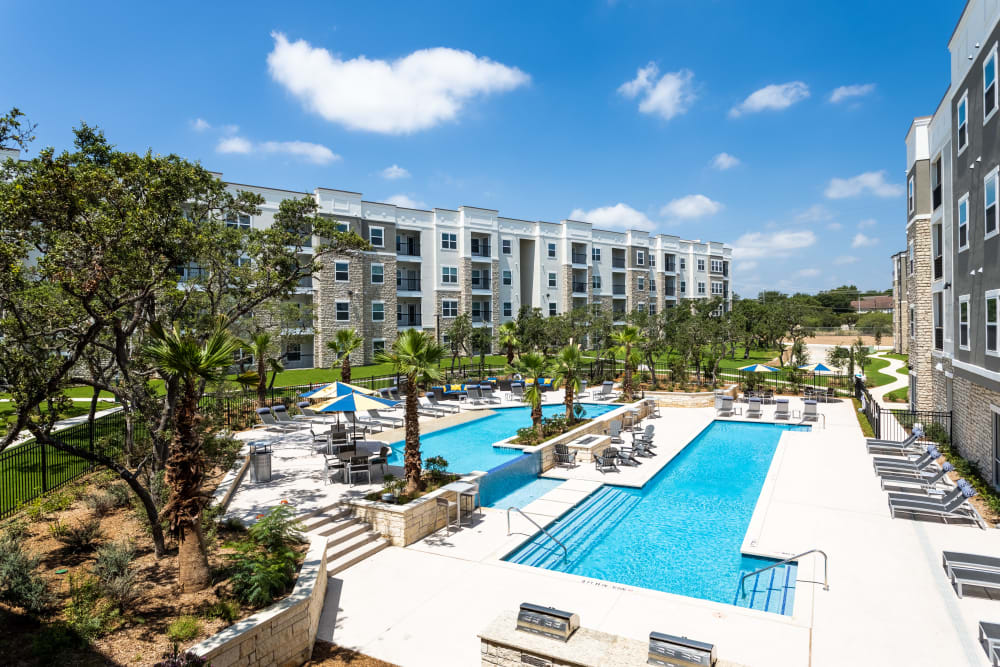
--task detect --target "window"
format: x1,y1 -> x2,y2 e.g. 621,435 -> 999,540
649,277 -> 656,293
592,247 -> 601,262
637,303 -> 646,314
933,292 -> 943,350
548,303 -> 557,316
959,194 -> 970,251
958,92 -> 968,152
335,261 -> 349,282
548,242 -> 556,258
959,295 -> 970,350
548,272 -> 557,288
908,242 -> 914,275
369,226 -> 384,247
636,250 -> 645,266
471,268 -> 489,288
697,281 -> 706,295
986,168 -> 999,239
638,276 -> 645,291
932,157 -> 942,210
680,280 -> 686,293
986,45 -> 998,122
371,302 -> 385,322
679,258 -> 686,270
503,302 -> 512,318
225,213 -> 251,229
712,281 -> 723,295
335,220 -> 349,233
909,305 -> 915,339
502,239 -> 511,254
907,175 -> 914,214
471,237 -> 489,256
286,342 -> 301,362
697,258 -> 705,272
336,302 -> 350,322
711,259 -> 723,273
441,232 -> 457,250
592,274 -> 602,289
502,270 -> 512,286
649,254 -> 655,267
373,340 -> 386,355
932,224 -> 943,280
988,291 -> 999,355
370,263 -> 384,284
442,300 -> 458,317
649,304 -> 656,315
442,266 -> 458,284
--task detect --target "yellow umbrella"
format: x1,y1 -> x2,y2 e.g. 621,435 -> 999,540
307,381 -> 378,399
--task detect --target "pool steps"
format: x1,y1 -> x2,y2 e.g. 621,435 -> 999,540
731,562 -> 797,615
301,503 -> 390,576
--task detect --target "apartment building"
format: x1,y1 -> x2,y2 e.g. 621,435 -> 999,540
900,0 -> 1000,487
890,250 -> 909,355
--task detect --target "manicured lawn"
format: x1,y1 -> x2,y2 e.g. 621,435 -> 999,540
881,353 -> 909,362
0,401 -> 118,433
864,357 -> 897,388
897,364 -> 909,375
884,386 -> 909,403
718,349 -> 781,369
257,355 -> 511,387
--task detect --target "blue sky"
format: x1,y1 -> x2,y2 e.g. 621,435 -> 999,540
2,0 -> 963,295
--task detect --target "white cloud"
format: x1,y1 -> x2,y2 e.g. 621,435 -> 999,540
192,118 -> 211,131
216,136 -> 339,165
569,203 -> 655,231
733,229 -> 817,260
795,204 -> 833,222
618,63 -> 696,121
381,164 -> 410,180
827,222 -> 843,231
385,194 -> 428,209
851,233 -> 879,248
825,170 -> 903,199
796,268 -> 821,278
221,124 -> 240,135
857,218 -> 877,228
830,83 -> 876,103
711,152 -> 740,170
834,255 -> 859,265
659,194 -> 723,220
736,261 -> 758,271
267,32 -> 529,134
216,136 -> 253,154
729,81 -> 809,118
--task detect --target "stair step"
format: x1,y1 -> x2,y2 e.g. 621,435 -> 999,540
732,562 -> 797,615
301,507 -> 349,532
320,519 -> 366,542
326,529 -> 380,561
298,501 -> 343,523
327,538 -> 390,576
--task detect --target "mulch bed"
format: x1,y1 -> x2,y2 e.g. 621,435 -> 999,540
308,641 -> 398,666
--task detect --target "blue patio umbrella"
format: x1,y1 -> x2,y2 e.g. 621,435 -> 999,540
314,391 -> 400,413
737,363 -> 779,373
300,381 -> 377,399
798,362 -> 835,373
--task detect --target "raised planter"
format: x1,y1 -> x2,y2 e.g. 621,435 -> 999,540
189,534 -> 327,667
647,385 -> 736,408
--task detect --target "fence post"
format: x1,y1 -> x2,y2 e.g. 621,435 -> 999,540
40,442 -> 48,493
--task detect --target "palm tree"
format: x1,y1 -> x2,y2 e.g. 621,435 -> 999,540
327,328 -> 363,383
612,325 -> 644,401
551,343 -> 583,423
498,322 -> 519,364
510,352 -> 549,435
236,332 -> 285,407
145,321 -> 238,592
376,330 -> 445,494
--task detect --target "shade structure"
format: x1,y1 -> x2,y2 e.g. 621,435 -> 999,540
738,363 -> 779,373
301,381 -> 378,399
314,391 -> 400,413
798,362 -> 835,373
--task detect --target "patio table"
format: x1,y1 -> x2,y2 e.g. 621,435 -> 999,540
442,480 -> 481,525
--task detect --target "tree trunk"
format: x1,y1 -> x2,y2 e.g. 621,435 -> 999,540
564,382 -> 574,423
403,375 -> 423,494
623,344 -> 633,401
506,345 -> 514,365
341,355 -> 351,384
532,400 -> 543,436
257,356 -> 267,408
176,522 -> 211,592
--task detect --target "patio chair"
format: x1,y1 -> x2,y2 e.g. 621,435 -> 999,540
595,448 -> 619,474
716,395 -> 734,417
417,397 -> 446,417
347,456 -> 372,486
367,409 -> 403,428
866,432 -> 924,455
253,407 -> 303,432
427,393 -> 460,414
880,462 -> 954,491
950,567 -> 1000,598
977,622 -> 1000,666
297,401 -> 338,423
271,404 -> 314,429
466,386 -> 486,405
345,411 -> 383,433
942,551 -> 1000,578
323,454 -> 346,485
746,397 -> 762,419
592,381 -> 616,400
631,437 -> 654,457
367,446 -> 390,479
579,380 -> 588,398
511,383 -> 527,402
873,447 -> 940,475
388,386 -> 401,401
480,385 -> 501,404
889,485 -> 985,529
607,420 -> 624,444
644,398 -> 661,418
616,446 -> 641,466
633,425 -> 655,448
802,400 -> 819,422
553,443 -> 578,468
774,399 -> 790,420
435,496 -> 459,533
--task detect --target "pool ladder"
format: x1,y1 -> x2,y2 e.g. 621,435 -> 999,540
506,506 -> 568,559
740,549 -> 829,597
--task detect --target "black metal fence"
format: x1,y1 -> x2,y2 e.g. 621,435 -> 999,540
854,377 -> 952,443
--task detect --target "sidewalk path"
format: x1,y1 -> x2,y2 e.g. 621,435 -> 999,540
5,405 -> 122,447
868,353 -> 907,409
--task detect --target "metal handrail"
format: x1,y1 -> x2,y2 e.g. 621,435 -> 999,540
740,549 -> 828,596
507,506 -> 568,559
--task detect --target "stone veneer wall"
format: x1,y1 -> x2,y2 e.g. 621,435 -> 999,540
190,536 -> 327,667
907,219 -> 934,411
951,371 -> 999,485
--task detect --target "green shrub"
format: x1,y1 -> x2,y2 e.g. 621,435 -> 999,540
30,623 -> 83,661
85,492 -> 116,516
201,598 -> 240,623
2,518 -> 30,540
154,644 -> 208,667
246,505 -> 302,550
166,616 -> 202,642
94,539 -> 138,611
0,534 -> 54,615
424,456 -> 450,486
923,422 -> 951,446
56,518 -> 103,553
66,575 -> 118,638
48,520 -> 69,539
226,506 -> 303,607
106,483 -> 133,508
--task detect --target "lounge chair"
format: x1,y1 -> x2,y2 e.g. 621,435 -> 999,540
416,398 -> 445,417
480,385 -> 501,404
867,431 -> 921,449
592,381 -> 616,401
716,395 -> 734,417
345,411 -> 383,433
595,448 -> 619,474
616,446 -> 640,466
977,622 -> 1000,666
889,485 -> 985,529
553,443 -> 578,468
950,567 -> 1000,598
867,434 -> 925,456
746,397 -> 762,419
253,407 -> 305,432
802,400 -> 819,422
367,409 -> 402,428
774,399 -> 790,420
272,404 -> 312,427
879,463 -> 954,491
466,386 -> 486,405
427,394 -> 460,414
510,383 -> 527,402
633,425 -> 655,447
297,401 -> 338,423
607,420 -> 624,444
942,551 -> 1000,578
873,447 -> 940,475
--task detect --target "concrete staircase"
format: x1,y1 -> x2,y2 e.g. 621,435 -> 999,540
300,503 -> 390,576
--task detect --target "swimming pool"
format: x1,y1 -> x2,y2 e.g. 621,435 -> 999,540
386,403 -> 621,473
504,420 -> 810,614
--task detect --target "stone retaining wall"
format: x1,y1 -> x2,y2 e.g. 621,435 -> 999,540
190,535 -> 327,667
647,385 -> 736,408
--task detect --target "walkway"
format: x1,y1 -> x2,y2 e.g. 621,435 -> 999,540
868,352 -> 908,409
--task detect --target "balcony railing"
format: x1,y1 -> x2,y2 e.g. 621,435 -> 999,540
572,281 -> 588,293
296,276 -> 313,289
396,240 -> 421,256
571,252 -> 587,264
397,314 -> 422,327
612,258 -> 627,269
935,327 -> 944,351
933,256 -> 943,281
933,186 -> 942,210
471,244 -> 491,258
397,277 -> 421,291
471,313 -> 492,323
471,281 -> 491,291
664,262 -> 675,272
612,285 -> 627,296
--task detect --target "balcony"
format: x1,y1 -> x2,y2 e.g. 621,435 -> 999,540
664,262 -> 676,273
572,281 -> 588,293
397,277 -> 421,292
933,185 -> 942,210
935,326 -> 944,351
933,256 -> 943,281
571,252 -> 587,265
470,239 -> 491,260
612,258 -> 626,269
397,314 -> 422,328
612,285 -> 627,296
396,239 -> 421,257
471,313 -> 492,323
471,280 -> 491,292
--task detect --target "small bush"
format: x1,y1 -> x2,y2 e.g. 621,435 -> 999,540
56,518 -> 103,553
85,492 -> 116,516
166,616 -> 202,642
154,645 -> 208,667
226,506 -> 303,607
246,505 -> 302,550
106,482 -> 132,507
66,575 -> 118,639
201,598 -> 240,623
30,623 -> 83,661
95,540 -> 139,611
48,520 -> 69,539
424,456 -> 450,485
0,534 -> 54,615
2,518 -> 30,540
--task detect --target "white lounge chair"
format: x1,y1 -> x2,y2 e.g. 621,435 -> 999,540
716,394 -> 734,417
427,394 -> 460,414
889,485 -> 985,529
367,410 -> 403,428
802,400 -> 819,422
254,407 -> 306,432
773,399 -> 790,420
746,397 -> 762,419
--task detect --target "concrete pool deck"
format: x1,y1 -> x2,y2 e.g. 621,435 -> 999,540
319,397 -> 1000,667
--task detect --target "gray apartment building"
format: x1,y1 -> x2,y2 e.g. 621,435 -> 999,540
899,0 -> 1000,487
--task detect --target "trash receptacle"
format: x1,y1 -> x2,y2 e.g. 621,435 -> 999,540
250,443 -> 272,483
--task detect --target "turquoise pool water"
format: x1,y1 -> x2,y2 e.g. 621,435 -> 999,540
387,403 -> 620,473
486,477 -> 564,509
504,421 -> 809,614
